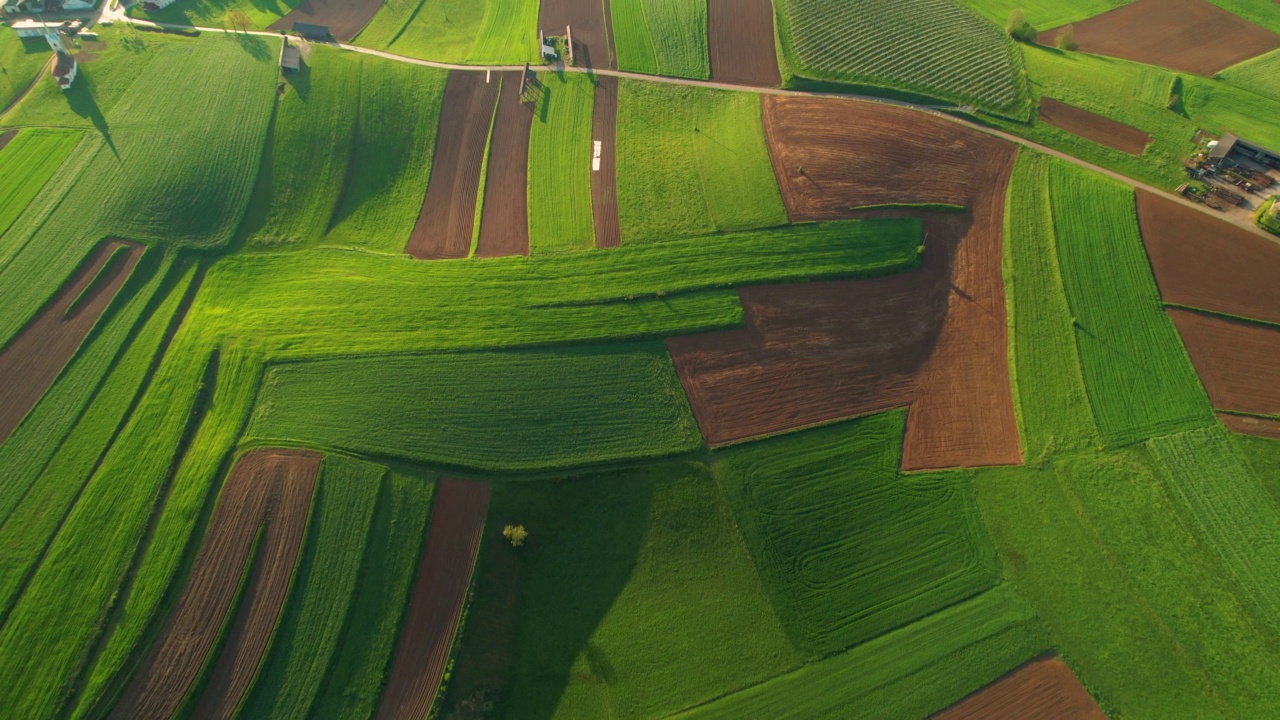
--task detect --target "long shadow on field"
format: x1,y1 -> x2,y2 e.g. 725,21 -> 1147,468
231,31 -> 271,62
441,474 -> 652,718
65,71 -> 115,156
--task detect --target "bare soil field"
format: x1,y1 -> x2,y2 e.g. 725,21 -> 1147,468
406,72 -> 501,259
476,72 -> 533,258
592,75 -> 621,249
1136,190 -> 1280,325
539,0 -> 614,70
708,0 -> 781,87
269,0 -> 381,42
0,239 -> 142,444
111,449 -> 321,720
1039,0 -> 1280,76
931,656 -> 1107,720
0,129 -> 16,152
1169,308 -> 1280,417
1221,413 -> 1280,440
1039,98 -> 1150,156
671,96 -> 1021,470
376,478 -> 491,720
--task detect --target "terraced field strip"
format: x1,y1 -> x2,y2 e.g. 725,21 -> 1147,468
611,0 -> 709,79
406,70 -> 500,259
592,75 -> 621,248
930,655 -> 1106,719
0,240 -> 142,444
1137,189 -> 1280,326
539,0 -> 614,69
707,0 -> 780,87
1039,98 -> 1150,156
109,449 -> 321,720
1040,0 -> 1280,76
528,71 -> 596,253
0,128 -> 82,243
269,0 -> 383,41
1169,308 -> 1280,417
672,95 -> 1022,469
1221,413 -> 1280,439
376,478 -> 490,720
476,70 -> 534,258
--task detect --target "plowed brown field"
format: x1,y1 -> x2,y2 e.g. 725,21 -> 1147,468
1220,413 -> 1280,440
1039,0 -> 1280,76
592,75 -> 621,248
1039,98 -> 1150,155
1137,190 -> 1280,325
476,71 -> 533,258
0,129 -> 16,152
931,656 -> 1107,720
668,97 -> 1021,470
110,449 -> 321,720
406,71 -> 501,259
268,0 -> 380,42
376,478 -> 491,720
1169,308 -> 1280,417
539,0 -> 614,69
0,239 -> 142,444
708,0 -> 781,87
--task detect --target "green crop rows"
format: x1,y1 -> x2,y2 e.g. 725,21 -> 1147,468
528,72 -> 596,253
0,129 -> 81,242
355,0 -> 539,65
611,0 -> 710,80
777,0 -> 1032,118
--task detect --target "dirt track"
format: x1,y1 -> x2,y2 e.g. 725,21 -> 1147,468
669,97 -> 1021,470
1039,98 -> 1149,156
708,0 -> 781,87
376,478 -> 491,720
591,75 -> 621,248
1039,0 -> 1280,76
539,0 -> 614,70
406,71 -> 500,259
1169,308 -> 1280,417
1221,413 -> 1280,440
476,71 -> 533,258
930,656 -> 1107,720
1137,190 -> 1280,325
110,449 -> 321,720
268,0 -> 380,42
0,239 -> 142,445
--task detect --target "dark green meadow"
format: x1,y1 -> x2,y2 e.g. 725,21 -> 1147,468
1,4 -> 1280,717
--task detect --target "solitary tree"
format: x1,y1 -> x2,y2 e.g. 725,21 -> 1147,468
1056,24 -> 1078,51
227,9 -> 250,33
502,524 -> 529,547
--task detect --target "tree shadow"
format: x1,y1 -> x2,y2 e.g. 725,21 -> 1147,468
230,31 -> 271,62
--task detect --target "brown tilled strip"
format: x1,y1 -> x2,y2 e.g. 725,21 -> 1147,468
929,655 -> 1107,720
708,0 -> 782,87
591,75 -> 621,248
406,71 -> 501,260
476,71 -> 534,258
1038,98 -> 1150,156
110,449 -> 322,720
375,478 -> 491,720
0,129 -> 17,153
1167,308 -> 1280,417
1220,413 -> 1280,440
267,0 -> 383,43
0,239 -> 143,445
539,0 -> 613,70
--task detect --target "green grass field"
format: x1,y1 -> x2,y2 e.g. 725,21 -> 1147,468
611,0 -> 709,80
128,0 -> 297,31
713,412 -> 1000,657
776,0 -> 1032,118
0,129 -> 81,243
1048,162 -> 1213,445
617,81 -> 786,243
528,72 -> 595,253
1219,49 -> 1280,102
354,0 -> 539,65
960,0 -> 1127,29
0,33 -> 52,114
1207,0 -> 1280,35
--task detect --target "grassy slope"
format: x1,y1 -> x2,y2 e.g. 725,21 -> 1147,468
355,0 -> 538,65
1219,49 -> 1280,101
1048,162 -> 1212,445
713,412 -> 1000,657
1206,0 -> 1280,34
245,344 -> 702,473
611,0 -> 710,80
308,470 -> 435,719
673,585 -> 1046,719
528,72 -> 595,253
464,463 -> 801,719
0,33 -> 50,112
960,0 -> 1128,29
242,47 -> 362,249
326,59 -> 447,253
238,455 -> 382,719
128,0 -> 297,31
616,81 -> 786,243
0,129 -> 82,242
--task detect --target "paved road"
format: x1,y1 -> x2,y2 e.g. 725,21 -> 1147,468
32,12 -> 1280,243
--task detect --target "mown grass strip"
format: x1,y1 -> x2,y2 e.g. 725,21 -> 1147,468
0,129 -> 82,242
528,72 -> 596,253
611,0 -> 709,80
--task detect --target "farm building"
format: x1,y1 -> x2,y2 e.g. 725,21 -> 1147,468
1209,133 -> 1280,170
291,22 -> 330,41
279,39 -> 301,73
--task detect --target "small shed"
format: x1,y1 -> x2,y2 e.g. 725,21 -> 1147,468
291,22 -> 330,41
279,40 -> 301,73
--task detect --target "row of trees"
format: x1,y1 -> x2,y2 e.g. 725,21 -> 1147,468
1008,10 -> 1078,51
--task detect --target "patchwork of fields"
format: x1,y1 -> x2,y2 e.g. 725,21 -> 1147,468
2,2 -> 1280,716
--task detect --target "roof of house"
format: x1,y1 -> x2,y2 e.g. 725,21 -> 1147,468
291,22 -> 329,38
280,45 -> 301,70
52,51 -> 75,77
